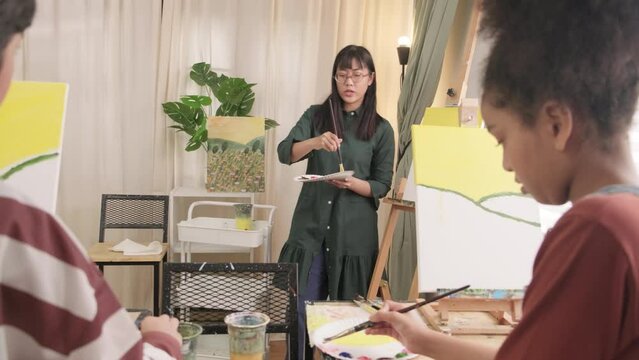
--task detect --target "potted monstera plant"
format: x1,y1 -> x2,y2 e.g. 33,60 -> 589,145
162,62 -> 278,192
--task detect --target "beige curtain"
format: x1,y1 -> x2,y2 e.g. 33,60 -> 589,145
388,0 -> 458,299
16,0 -> 164,308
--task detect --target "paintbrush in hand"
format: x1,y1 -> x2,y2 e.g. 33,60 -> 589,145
328,98 -> 345,172
323,284 -> 470,343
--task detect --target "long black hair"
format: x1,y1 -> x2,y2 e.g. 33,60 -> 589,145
313,45 -> 380,141
0,0 -> 35,60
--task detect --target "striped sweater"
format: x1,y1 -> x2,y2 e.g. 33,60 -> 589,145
0,184 -> 181,359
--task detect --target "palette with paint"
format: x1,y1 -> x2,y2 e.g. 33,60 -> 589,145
312,317 -> 416,360
294,170 -> 354,183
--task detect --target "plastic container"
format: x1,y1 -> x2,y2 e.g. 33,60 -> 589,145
225,312 -> 270,360
178,322 -> 203,360
233,203 -> 254,230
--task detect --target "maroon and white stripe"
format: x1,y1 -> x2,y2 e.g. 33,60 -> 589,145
0,187 -> 153,358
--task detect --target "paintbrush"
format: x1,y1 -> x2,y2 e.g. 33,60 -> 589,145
323,284 -> 470,343
352,298 -> 377,314
355,294 -> 381,310
328,98 -> 345,172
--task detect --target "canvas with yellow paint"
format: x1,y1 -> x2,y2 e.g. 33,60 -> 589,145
0,81 -> 68,212
206,116 -> 265,192
411,125 -> 543,291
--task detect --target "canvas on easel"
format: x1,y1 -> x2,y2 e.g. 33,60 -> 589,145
0,81 -> 68,213
369,106 -> 473,300
412,125 -> 543,291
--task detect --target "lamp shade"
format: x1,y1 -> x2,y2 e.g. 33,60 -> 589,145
397,46 -> 409,65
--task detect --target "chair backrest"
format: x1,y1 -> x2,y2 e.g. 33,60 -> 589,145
98,194 -> 169,243
163,262 -> 298,358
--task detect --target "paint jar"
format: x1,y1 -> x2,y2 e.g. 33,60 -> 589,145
224,311 -> 270,360
233,203 -> 253,230
177,322 -> 203,360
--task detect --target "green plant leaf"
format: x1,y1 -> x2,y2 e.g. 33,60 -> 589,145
207,73 -> 228,95
191,62 -> 210,77
180,95 -> 212,108
216,102 -> 238,116
163,101 -> 209,152
215,78 -> 249,104
237,92 -> 255,116
184,125 -> 208,152
228,83 -> 254,104
190,62 -> 219,88
185,139 -> 201,152
212,78 -> 256,116
265,118 -> 280,130
195,107 -> 207,126
168,125 -> 186,133
192,124 -> 208,142
162,102 -> 197,127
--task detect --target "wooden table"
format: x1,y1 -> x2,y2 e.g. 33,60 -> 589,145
89,242 -> 169,315
307,301 -> 507,360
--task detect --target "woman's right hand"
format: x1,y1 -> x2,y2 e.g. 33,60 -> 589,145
366,301 -> 431,354
140,314 -> 182,345
315,131 -> 342,152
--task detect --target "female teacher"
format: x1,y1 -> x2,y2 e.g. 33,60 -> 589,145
277,44 -> 395,358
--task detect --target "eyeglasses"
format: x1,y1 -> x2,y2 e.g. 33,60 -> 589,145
334,72 -> 372,84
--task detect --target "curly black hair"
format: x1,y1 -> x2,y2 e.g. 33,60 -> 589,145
481,0 -> 639,142
0,0 -> 35,56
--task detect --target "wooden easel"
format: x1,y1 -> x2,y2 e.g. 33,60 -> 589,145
366,1 -> 482,302
414,297 -> 521,336
367,178 -> 415,300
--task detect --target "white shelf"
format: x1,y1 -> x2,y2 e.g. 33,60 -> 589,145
169,187 -> 257,261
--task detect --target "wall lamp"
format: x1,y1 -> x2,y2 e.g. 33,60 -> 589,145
397,36 -> 411,86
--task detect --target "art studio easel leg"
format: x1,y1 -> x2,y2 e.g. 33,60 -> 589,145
367,178 -> 414,301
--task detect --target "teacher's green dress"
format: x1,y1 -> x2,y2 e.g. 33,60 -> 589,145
277,105 -> 395,300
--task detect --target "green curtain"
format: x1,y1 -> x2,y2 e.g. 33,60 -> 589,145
388,0 -> 458,299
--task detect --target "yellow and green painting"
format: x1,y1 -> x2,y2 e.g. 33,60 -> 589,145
206,116 -> 265,192
0,81 -> 68,212
411,125 -> 543,291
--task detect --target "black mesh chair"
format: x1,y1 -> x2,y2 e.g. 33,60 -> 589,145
163,262 -> 298,359
98,194 -> 169,243
89,194 -> 169,315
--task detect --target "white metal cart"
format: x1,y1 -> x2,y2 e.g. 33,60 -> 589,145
177,200 -> 276,263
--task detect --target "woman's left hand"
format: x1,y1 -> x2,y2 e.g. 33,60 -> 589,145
328,177 -> 372,197
329,177 -> 351,190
